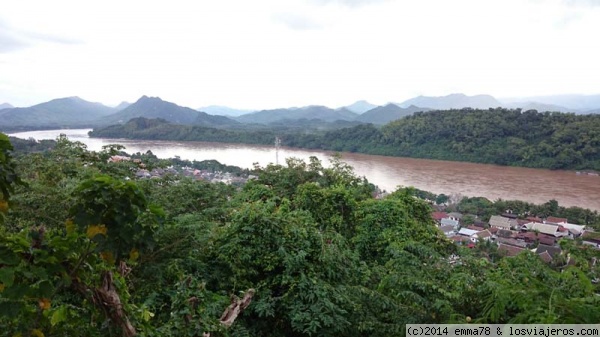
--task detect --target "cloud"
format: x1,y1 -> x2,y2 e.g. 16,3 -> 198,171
310,0 -> 392,7
272,13 -> 324,30
0,18 -> 81,53
562,0 -> 600,6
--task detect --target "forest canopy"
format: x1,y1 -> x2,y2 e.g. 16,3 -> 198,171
1,134 -> 599,337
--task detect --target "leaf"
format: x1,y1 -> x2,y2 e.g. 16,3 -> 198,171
65,219 -> 75,235
86,224 -> 107,238
129,248 -> 139,261
0,267 -> 15,287
31,329 -> 44,337
38,298 -> 51,310
50,306 -> 68,326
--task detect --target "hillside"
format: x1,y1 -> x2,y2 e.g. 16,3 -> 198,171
236,105 -> 358,124
0,103 -> 13,110
114,101 -> 131,110
355,104 -> 430,124
198,105 -> 254,117
286,108 -> 600,170
504,102 -> 572,113
342,100 -> 377,114
399,93 -> 501,109
0,96 -> 115,130
101,96 -> 238,127
501,94 -> 600,112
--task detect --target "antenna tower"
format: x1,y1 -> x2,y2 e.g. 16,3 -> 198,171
275,136 -> 281,165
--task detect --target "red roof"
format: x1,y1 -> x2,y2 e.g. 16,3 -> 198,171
526,217 -> 543,223
557,226 -> 568,232
498,243 -> 525,257
432,212 -> 448,221
538,251 -> 553,263
467,243 -> 475,248
468,225 -> 485,231
546,216 -> 567,224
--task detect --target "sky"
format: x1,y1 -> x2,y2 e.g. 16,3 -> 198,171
1,0 -> 599,110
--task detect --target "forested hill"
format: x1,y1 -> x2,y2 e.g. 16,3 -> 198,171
90,108 -> 600,170
293,108 -> 600,170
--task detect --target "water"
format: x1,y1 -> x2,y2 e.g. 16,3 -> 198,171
9,129 -> 600,211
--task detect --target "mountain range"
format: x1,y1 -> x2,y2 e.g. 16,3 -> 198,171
0,97 -> 116,129
0,103 -> 13,110
235,106 -> 359,124
197,105 -> 254,117
1,93 -> 600,132
101,96 -> 238,127
355,104 -> 431,125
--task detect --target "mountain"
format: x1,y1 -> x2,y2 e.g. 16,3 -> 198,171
114,101 -> 131,111
501,94 -> 600,112
398,93 -> 502,110
101,96 -> 238,127
503,101 -> 572,113
342,100 -> 378,114
0,97 -> 116,130
197,105 -> 254,117
356,104 -> 431,124
586,108 -> 600,114
236,105 -> 358,124
0,103 -> 13,110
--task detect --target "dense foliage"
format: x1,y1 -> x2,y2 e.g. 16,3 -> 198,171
91,108 -> 600,170
1,134 -> 599,336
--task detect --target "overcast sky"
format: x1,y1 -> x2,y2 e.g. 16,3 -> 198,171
1,0 -> 599,109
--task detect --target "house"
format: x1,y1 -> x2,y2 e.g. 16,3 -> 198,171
524,222 -> 563,237
447,212 -> 463,222
535,244 -> 562,259
467,225 -> 486,231
537,234 -> 556,246
526,216 -> 543,223
516,231 -> 538,242
497,237 -> 528,248
440,218 -> 460,229
450,235 -> 471,245
496,229 -> 516,238
473,230 -> 492,242
545,216 -> 568,225
489,215 -> 512,229
501,213 -> 518,219
581,231 -> 600,248
458,228 -> 480,237
431,212 -> 448,223
498,243 -> 525,257
538,251 -> 553,263
439,225 -> 457,237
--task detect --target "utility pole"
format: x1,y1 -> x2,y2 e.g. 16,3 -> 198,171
275,136 -> 281,165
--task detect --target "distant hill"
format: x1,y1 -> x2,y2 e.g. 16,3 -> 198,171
501,94 -> 600,112
101,96 -> 238,127
236,105 -> 358,124
586,108 -> 600,114
0,97 -> 116,130
114,101 -> 131,111
342,100 -> 378,114
503,102 -> 572,113
197,105 -> 254,117
356,104 -> 430,124
398,93 -> 501,110
0,103 -> 13,110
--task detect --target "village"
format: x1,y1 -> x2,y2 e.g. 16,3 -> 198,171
432,210 -> 600,265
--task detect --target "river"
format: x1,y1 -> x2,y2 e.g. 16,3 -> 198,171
9,129 -> 600,211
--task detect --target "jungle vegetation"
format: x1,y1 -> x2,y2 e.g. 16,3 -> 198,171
1,133 -> 599,337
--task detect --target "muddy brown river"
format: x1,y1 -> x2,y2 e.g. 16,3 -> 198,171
10,129 -> 600,211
